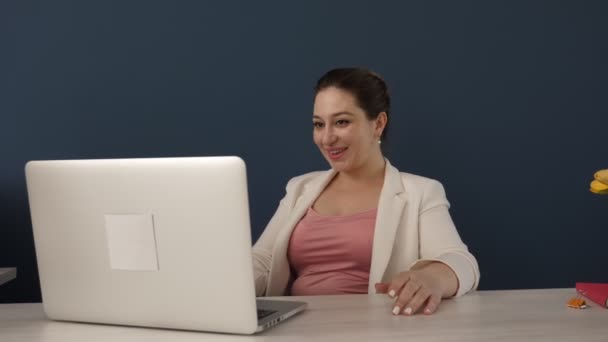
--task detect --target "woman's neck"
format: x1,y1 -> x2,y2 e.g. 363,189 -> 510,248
335,152 -> 386,187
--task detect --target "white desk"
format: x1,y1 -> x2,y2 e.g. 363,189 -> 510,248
0,268 -> 16,286
0,289 -> 606,341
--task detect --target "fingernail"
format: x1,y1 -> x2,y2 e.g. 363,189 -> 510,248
388,289 -> 396,298
424,308 -> 432,314
392,306 -> 401,315
404,307 -> 412,315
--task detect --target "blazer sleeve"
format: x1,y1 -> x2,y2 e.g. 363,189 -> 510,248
410,180 -> 480,297
251,178 -> 298,296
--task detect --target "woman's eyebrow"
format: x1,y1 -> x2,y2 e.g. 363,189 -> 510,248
312,112 -> 355,119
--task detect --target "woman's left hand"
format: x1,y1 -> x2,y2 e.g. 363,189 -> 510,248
375,262 -> 458,316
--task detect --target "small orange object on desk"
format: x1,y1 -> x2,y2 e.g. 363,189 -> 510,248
567,297 -> 587,309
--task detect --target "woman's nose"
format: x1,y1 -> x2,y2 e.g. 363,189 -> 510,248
321,127 -> 337,146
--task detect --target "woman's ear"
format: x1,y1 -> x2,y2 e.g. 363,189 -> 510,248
375,112 -> 388,138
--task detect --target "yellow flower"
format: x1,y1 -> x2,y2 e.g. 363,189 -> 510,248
590,169 -> 608,194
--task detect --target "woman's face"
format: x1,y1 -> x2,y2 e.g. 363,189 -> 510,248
312,87 -> 384,172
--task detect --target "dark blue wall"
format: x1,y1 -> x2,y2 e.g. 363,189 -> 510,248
2,0 -> 607,303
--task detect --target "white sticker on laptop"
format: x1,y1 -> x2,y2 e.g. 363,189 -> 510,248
104,213 -> 159,271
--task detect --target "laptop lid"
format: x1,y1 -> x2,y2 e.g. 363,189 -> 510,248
26,156 -> 261,334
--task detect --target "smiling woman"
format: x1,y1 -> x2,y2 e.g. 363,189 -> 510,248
252,68 -> 480,317
312,86 -> 386,175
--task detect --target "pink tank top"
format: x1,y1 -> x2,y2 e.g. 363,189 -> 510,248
287,207 -> 376,296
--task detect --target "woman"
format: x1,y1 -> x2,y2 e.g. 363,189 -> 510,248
252,68 -> 479,316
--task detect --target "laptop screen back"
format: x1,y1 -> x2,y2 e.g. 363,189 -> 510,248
26,156 -> 259,334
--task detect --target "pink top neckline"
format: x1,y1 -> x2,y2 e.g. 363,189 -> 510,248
308,206 -> 378,219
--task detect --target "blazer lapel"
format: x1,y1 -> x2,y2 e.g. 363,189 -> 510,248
368,160 -> 407,291
266,169 -> 337,295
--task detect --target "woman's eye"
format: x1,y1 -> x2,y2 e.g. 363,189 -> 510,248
336,120 -> 350,126
313,122 -> 324,128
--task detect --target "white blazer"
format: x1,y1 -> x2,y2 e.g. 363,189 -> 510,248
252,159 -> 480,297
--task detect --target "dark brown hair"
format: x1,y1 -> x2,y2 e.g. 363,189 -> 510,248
315,67 -> 391,141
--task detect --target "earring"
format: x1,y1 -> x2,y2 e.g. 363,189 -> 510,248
378,140 -> 382,144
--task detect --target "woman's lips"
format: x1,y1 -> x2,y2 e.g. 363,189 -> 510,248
327,147 -> 347,160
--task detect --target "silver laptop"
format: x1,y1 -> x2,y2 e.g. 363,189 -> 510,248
25,156 -> 306,334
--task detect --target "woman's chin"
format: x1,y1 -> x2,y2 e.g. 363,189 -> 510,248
326,159 -> 351,172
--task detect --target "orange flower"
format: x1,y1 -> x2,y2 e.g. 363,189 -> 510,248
590,169 -> 608,194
